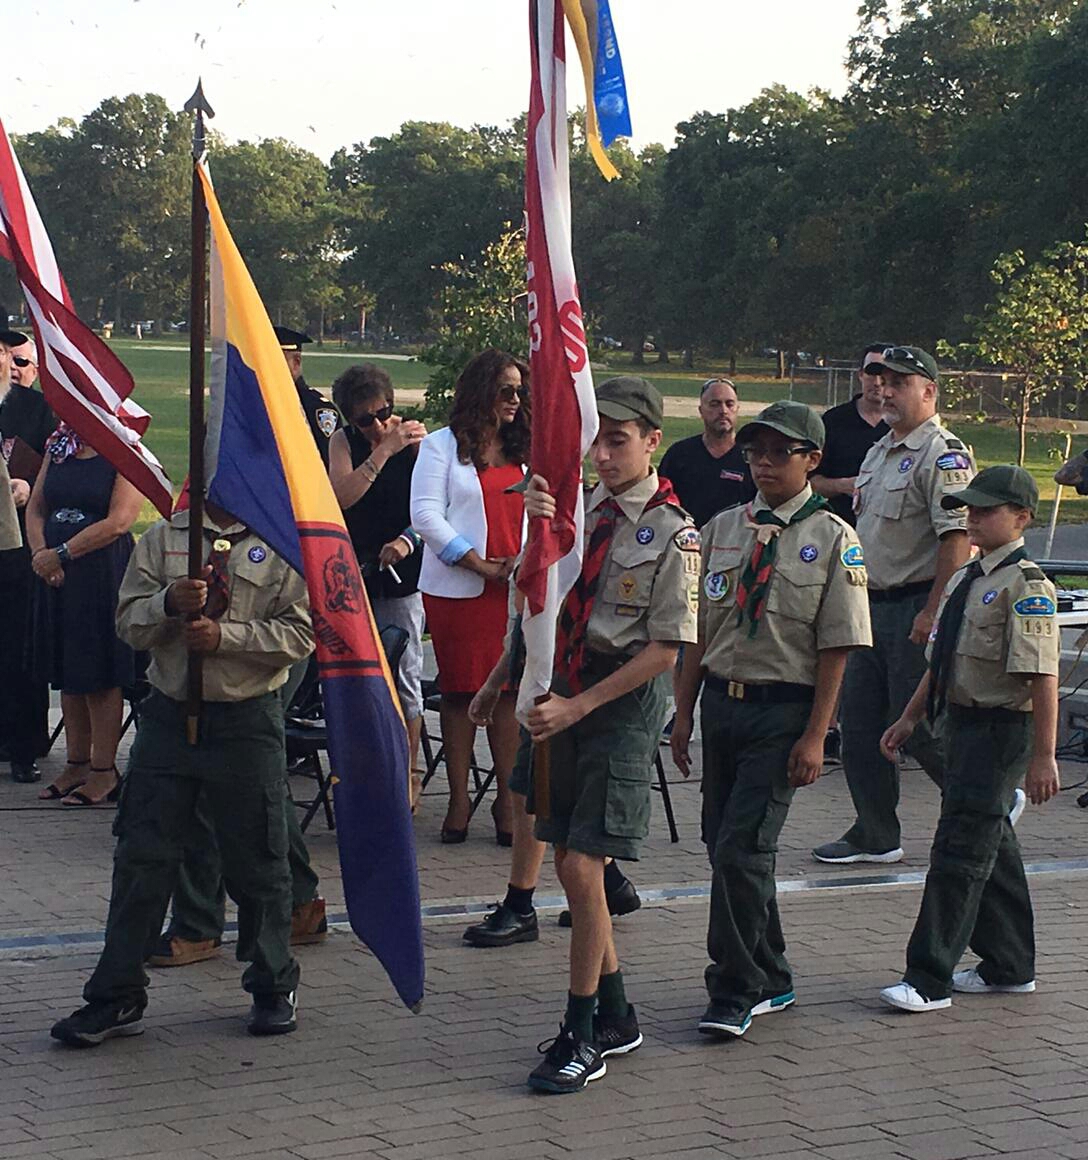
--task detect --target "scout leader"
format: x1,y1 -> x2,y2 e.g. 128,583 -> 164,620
671,401 -> 872,1038
520,376 -> 700,1094
878,466 -> 1060,1014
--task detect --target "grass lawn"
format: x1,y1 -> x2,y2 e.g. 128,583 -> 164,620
105,341 -> 1088,533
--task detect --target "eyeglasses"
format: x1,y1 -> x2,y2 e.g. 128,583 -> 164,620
12,356 -> 34,368
352,403 -> 394,428
740,445 -> 815,465
498,384 -> 522,402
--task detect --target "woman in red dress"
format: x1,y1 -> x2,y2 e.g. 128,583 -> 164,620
411,350 -> 529,843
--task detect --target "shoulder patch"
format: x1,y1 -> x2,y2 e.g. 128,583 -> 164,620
1013,594 -> 1056,617
1019,564 -> 1047,581
315,407 -> 339,438
944,438 -> 965,451
935,451 -> 971,471
673,527 -> 701,552
840,543 -> 865,569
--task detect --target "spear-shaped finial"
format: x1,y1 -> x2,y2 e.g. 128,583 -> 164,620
184,78 -> 215,160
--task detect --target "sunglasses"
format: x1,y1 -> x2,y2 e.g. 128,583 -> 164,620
700,376 -> 737,394
740,444 -> 815,466
12,356 -> 34,367
352,403 -> 394,428
882,346 -> 935,379
498,384 -> 522,402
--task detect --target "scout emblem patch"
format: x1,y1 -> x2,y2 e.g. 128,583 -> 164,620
799,544 -> 819,563
705,571 -> 729,602
316,407 -> 339,437
982,589 -> 998,605
898,456 -> 914,473
673,527 -> 701,551
617,572 -> 639,600
635,525 -> 654,545
248,545 -> 267,563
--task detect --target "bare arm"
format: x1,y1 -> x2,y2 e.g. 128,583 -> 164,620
670,638 -> 706,777
912,531 -> 970,645
880,670 -> 931,761
809,473 -> 855,499
1025,673 -> 1060,804
787,647 -> 850,786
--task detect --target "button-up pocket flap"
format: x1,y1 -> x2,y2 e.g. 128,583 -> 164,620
767,554 -> 825,620
604,545 -> 659,607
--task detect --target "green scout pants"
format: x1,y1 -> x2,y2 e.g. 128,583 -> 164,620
840,591 -> 945,853
84,691 -> 299,1009
904,706 -> 1035,999
532,672 -> 667,862
701,684 -> 809,1013
165,659 -> 319,941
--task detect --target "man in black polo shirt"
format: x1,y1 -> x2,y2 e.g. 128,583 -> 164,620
659,377 -> 755,526
811,344 -> 890,525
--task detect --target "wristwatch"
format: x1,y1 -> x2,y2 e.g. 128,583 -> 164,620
55,541 -> 71,564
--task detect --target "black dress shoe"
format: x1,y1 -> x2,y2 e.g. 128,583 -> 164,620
12,761 -> 41,784
558,875 -> 642,927
463,902 -> 539,947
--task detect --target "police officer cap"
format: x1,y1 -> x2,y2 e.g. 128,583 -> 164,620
273,326 -> 312,352
941,464 -> 1038,513
596,376 -> 664,429
0,329 -> 29,348
866,345 -> 939,383
737,400 -> 825,450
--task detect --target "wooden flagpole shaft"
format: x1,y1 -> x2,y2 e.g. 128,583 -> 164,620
532,694 -> 551,821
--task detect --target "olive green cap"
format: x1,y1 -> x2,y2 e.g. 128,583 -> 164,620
595,376 -> 664,429
737,400 -> 825,450
941,464 -> 1039,512
867,345 -> 939,382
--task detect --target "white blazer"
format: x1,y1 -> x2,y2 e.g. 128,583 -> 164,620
411,426 -> 512,599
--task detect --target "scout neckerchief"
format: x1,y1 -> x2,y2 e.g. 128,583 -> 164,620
557,478 -> 682,692
202,527 -> 249,620
734,492 -> 828,638
926,546 -> 1027,722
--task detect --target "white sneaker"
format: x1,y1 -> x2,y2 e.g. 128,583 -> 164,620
952,967 -> 1035,994
1008,788 -> 1027,828
879,982 -> 951,1013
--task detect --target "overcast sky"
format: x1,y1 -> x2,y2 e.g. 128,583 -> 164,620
8,0 -> 862,158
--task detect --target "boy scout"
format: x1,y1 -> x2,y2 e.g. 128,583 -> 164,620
672,401 -> 871,1037
878,466 -> 1060,1012
50,501 -> 313,1046
815,345 -> 974,865
521,376 -> 699,1093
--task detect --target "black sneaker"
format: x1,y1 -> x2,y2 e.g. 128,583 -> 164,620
528,1026 -> 606,1093
463,902 -> 539,948
558,875 -> 642,928
12,761 -> 41,784
823,727 -> 841,763
248,991 -> 298,1036
50,1001 -> 145,1047
697,1002 -> 752,1038
593,1003 -> 643,1057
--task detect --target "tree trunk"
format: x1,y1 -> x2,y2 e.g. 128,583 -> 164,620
319,305 -> 325,345
683,348 -> 694,369
729,352 -> 737,376
632,336 -> 645,366
776,349 -> 786,379
657,346 -> 669,364
1018,388 -> 1030,466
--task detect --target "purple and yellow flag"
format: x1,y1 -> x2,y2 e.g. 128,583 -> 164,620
197,164 -> 424,1010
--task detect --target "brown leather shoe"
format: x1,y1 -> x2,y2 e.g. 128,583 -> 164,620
147,934 -> 222,968
290,897 -> 328,945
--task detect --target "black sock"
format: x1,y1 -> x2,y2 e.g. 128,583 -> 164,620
564,991 -> 597,1043
503,884 -> 535,916
597,969 -> 628,1019
603,860 -> 625,894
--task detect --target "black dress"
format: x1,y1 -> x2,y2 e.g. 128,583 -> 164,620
32,454 -> 136,694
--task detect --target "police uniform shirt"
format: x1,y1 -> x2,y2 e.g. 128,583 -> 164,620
585,470 -> 700,657
854,415 -> 975,590
927,537 -> 1060,712
658,434 -> 756,528
699,484 -> 872,686
296,375 -> 341,468
116,511 -> 313,702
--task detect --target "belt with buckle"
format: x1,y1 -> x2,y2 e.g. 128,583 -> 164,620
704,674 -> 815,704
867,579 -> 932,603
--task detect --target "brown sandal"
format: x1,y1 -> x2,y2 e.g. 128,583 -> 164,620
39,760 -> 90,801
62,765 -> 122,807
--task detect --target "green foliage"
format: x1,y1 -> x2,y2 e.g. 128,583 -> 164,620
419,227 -> 528,421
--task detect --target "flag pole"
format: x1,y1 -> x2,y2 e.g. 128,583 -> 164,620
183,79 -> 215,745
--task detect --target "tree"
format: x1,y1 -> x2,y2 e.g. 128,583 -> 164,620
938,235 -> 1088,464
420,226 -> 527,420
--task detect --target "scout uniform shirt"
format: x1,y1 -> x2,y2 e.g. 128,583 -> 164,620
854,415 -> 976,590
0,456 -> 18,550
699,484 -> 872,685
584,470 -> 700,658
928,538 -> 1060,711
116,511 -> 313,702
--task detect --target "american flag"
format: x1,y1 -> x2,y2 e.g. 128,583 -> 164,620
0,120 -> 172,516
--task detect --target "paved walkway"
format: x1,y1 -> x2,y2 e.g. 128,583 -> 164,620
4,688 -> 1088,1159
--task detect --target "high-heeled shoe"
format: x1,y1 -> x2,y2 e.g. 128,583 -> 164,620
39,759 -> 90,801
440,824 -> 468,844
491,802 -> 513,848
62,765 -> 121,807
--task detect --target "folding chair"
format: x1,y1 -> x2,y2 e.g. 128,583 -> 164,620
653,748 -> 680,843
417,676 -> 495,817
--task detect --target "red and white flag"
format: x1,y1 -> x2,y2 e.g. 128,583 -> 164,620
0,121 -> 172,516
516,0 -> 601,717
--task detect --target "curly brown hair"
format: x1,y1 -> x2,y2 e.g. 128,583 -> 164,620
448,349 -> 531,469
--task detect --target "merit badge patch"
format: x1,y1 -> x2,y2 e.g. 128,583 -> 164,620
982,589 -> 998,605
248,545 -> 267,564
936,451 -> 971,471
1013,594 -> 1056,617
673,527 -> 701,552
840,543 -> 865,569
617,572 -> 639,601
635,525 -> 655,545
705,571 -> 729,602
316,408 -> 339,438
898,456 -> 915,473
799,544 -> 819,563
